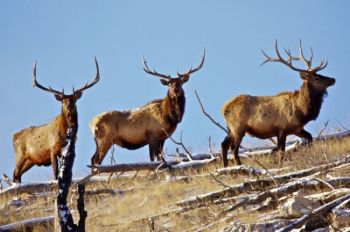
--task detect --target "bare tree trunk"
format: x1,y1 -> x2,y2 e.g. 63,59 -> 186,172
56,126 -> 87,232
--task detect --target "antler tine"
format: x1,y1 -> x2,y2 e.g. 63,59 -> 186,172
298,39 -> 313,70
32,61 -> 65,95
178,49 -> 206,77
312,59 -> 328,73
262,40 -> 310,73
260,49 -> 275,66
142,55 -> 172,80
74,57 -> 100,93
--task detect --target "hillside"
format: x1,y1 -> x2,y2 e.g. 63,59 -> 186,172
1,133 -> 350,231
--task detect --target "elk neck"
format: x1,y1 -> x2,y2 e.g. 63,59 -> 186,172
58,107 -> 78,136
296,82 -> 327,123
163,91 -> 186,124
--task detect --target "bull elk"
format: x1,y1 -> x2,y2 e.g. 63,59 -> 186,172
221,40 -> 335,167
12,58 -> 100,183
89,52 -> 205,167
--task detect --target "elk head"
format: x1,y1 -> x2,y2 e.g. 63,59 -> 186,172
261,40 -> 335,92
33,58 -> 100,126
142,51 -> 205,101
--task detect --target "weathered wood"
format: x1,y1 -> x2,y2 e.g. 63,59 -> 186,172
176,155 -> 350,208
219,177 -> 350,219
88,162 -> 163,173
57,127 -> 78,231
0,216 -> 54,231
0,181 -> 57,197
277,193 -> 350,232
56,126 -> 87,232
77,184 -> 87,232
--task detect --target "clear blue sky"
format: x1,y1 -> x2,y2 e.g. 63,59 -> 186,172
1,1 -> 349,182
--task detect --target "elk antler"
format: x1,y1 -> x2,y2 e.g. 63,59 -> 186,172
142,56 -> 172,80
261,39 -> 327,73
142,50 -> 205,80
177,50 -> 206,78
33,61 -> 65,95
73,57 -> 100,93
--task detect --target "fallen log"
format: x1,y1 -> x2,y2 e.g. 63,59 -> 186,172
0,181 -> 57,197
88,162 -> 164,173
277,193 -> 350,232
0,216 -> 54,231
219,177 -> 350,219
176,155 -> 350,208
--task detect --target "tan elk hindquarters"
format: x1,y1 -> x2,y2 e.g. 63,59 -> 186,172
12,58 -> 100,183
221,40 -> 335,167
90,52 -> 205,167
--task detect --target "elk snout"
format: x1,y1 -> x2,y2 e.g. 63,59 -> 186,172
329,78 -> 336,86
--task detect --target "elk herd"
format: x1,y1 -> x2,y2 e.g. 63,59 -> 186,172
11,40 -> 336,183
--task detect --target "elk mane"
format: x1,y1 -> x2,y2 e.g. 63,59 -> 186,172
296,82 -> 328,123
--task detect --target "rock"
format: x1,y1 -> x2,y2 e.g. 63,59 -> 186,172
279,195 -> 322,218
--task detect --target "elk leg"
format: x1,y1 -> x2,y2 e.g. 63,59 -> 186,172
91,139 -> 111,168
156,140 -> 165,161
231,136 -> 243,166
221,135 -> 233,167
149,143 -> 156,161
13,158 -> 25,183
14,159 -> 33,183
296,129 -> 313,144
274,132 -> 287,164
51,152 -> 58,180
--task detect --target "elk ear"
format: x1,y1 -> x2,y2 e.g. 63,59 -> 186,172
160,79 -> 169,86
181,75 -> 190,84
300,72 -> 311,81
74,91 -> 83,101
54,94 -> 64,102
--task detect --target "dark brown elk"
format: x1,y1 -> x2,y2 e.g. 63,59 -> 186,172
221,40 -> 335,167
13,58 -> 100,183
90,52 -> 205,167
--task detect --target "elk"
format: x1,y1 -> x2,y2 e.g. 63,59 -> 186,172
12,58 -> 100,183
221,40 -> 335,167
90,52 -> 205,167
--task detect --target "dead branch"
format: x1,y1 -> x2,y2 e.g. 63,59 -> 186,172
277,193 -> 350,232
317,120 -> 330,139
203,177 -> 350,231
162,129 -> 194,160
2,173 -> 15,187
194,90 -> 229,134
244,155 -> 280,187
176,155 -> 350,208
210,173 -> 232,188
219,177 -> 350,219
214,165 -> 266,176
88,162 -> 164,173
0,216 -> 54,231
335,118 -> 349,131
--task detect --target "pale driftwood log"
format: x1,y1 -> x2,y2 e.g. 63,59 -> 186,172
2,174 -> 15,187
218,177 -> 350,219
0,181 -> 57,197
277,193 -> 350,232
88,161 -> 164,173
214,165 -> 267,176
0,216 -> 54,231
198,178 -> 350,232
176,155 -> 350,208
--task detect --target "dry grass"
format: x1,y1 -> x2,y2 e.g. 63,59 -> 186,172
1,136 -> 350,231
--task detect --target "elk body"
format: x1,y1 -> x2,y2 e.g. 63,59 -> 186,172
90,53 -> 205,166
221,41 -> 335,167
13,59 -> 100,183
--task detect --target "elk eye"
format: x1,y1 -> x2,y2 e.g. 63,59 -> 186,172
314,76 -> 320,81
